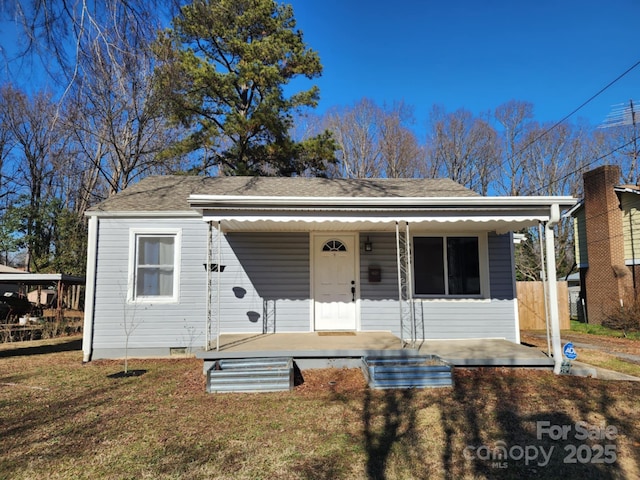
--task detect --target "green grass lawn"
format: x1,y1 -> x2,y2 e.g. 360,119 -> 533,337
570,320 -> 640,340
1,336 -> 640,480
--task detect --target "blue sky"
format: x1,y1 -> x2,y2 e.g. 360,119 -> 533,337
1,1 -> 638,128
288,0 -> 640,127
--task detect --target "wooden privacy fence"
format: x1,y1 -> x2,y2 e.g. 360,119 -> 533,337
517,281 -> 570,330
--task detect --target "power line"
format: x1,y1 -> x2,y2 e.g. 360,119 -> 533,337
546,60 -> 640,131
532,136 -> 639,194
499,60 -> 640,183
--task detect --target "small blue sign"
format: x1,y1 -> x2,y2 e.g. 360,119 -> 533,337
563,342 -> 578,360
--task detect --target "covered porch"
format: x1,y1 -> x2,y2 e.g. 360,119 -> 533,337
190,191 -> 575,373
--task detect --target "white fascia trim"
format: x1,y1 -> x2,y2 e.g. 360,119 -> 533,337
85,210 -> 200,218
189,194 -> 577,209
565,200 -> 584,217
614,186 -> 640,195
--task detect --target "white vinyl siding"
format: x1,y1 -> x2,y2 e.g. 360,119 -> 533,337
222,232 -> 311,333
92,218 -> 204,356
90,220 -> 518,357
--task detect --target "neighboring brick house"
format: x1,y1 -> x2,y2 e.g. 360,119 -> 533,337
571,165 -> 640,324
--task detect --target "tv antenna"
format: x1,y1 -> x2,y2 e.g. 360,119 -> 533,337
599,99 -> 639,184
600,99 -> 638,128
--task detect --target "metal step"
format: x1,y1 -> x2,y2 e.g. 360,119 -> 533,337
206,357 -> 294,393
362,355 -> 453,389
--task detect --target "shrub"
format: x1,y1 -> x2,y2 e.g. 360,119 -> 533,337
602,298 -> 640,336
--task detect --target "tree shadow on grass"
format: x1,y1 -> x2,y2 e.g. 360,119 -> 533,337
438,368 -> 632,479
0,337 -> 82,358
0,380 -> 131,479
362,387 -> 430,480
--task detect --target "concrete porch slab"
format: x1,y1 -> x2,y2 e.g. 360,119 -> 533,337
196,332 -> 553,369
418,339 -> 554,367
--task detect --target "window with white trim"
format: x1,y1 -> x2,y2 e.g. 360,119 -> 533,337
413,236 -> 481,296
130,231 -> 180,302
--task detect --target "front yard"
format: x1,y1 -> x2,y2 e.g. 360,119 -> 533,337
1,336 -> 639,479
521,326 -> 640,378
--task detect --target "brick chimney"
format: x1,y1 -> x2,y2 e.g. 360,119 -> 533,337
582,165 -> 632,324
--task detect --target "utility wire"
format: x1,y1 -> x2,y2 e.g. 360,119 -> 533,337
498,59 -> 640,185
532,136 -> 639,194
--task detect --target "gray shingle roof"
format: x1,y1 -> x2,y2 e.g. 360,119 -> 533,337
88,176 -> 479,213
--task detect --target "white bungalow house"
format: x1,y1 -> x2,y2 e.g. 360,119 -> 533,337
82,176 -> 576,372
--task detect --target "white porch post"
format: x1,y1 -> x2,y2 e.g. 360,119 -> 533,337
405,222 -> 415,343
545,204 -> 564,374
205,220 -> 222,351
216,220 -> 221,352
206,221 -> 212,351
395,221 -> 415,347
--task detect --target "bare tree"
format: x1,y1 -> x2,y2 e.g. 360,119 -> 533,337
424,106 -> 499,194
0,104 -> 17,265
522,122 -> 583,196
2,1 -> 186,204
67,15 -> 184,199
0,85 -> 70,271
1,1 -> 178,89
594,126 -> 640,185
324,98 -> 422,179
0,96 -> 15,199
494,100 -> 534,195
379,101 -> 422,178
325,99 -> 384,178
511,122 -> 587,280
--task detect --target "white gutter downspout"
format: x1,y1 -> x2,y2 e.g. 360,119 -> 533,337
545,204 -> 564,374
82,215 -> 99,362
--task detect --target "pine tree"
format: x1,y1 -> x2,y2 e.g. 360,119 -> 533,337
153,0 -> 336,176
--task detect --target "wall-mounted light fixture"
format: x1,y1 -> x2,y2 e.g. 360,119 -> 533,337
364,236 -> 373,252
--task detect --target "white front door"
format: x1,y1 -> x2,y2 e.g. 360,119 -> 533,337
313,234 -> 357,330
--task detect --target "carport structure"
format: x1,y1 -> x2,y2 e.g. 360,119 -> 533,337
0,273 -> 85,323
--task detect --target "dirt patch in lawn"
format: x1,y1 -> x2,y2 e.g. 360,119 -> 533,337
294,367 -> 368,395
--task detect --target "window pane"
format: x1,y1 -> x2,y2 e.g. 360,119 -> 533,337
158,238 -> 174,264
136,267 -> 174,296
413,237 -> 445,294
447,237 -> 480,295
158,268 -> 174,295
136,235 -> 175,298
138,237 -> 174,265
